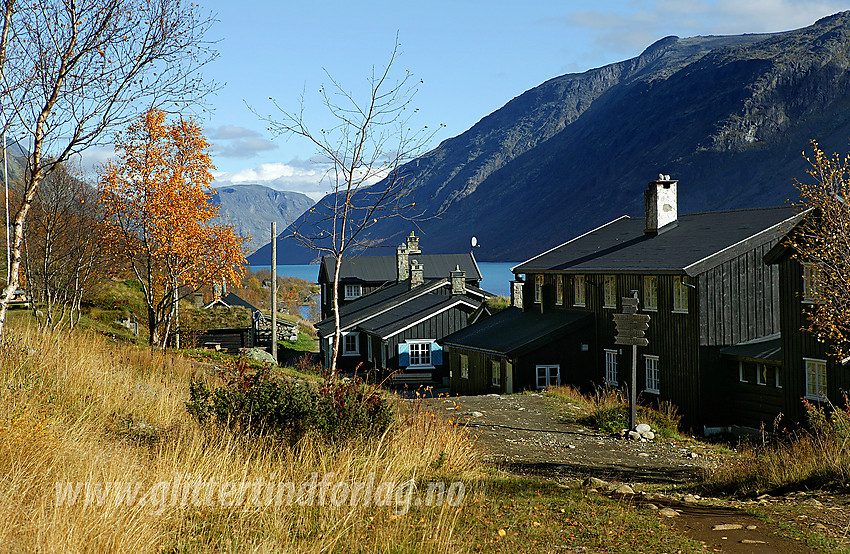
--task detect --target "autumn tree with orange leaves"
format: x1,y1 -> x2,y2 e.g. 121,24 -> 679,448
789,140 -> 850,358
100,109 -> 246,347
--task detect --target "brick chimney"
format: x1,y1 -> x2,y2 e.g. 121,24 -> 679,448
450,266 -> 466,295
396,243 -> 409,281
406,231 -> 420,255
410,259 -> 424,288
645,174 -> 678,235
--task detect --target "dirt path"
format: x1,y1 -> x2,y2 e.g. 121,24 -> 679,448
424,393 -> 821,553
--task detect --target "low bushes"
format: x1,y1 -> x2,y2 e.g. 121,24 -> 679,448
186,358 -> 394,443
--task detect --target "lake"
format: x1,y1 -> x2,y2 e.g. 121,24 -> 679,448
248,261 -> 520,297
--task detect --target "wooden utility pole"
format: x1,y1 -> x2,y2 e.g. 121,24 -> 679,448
614,291 -> 650,430
271,222 -> 277,364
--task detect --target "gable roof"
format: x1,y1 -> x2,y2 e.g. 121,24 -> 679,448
440,307 -> 592,357
359,295 -> 481,340
720,333 -> 782,363
513,207 -> 801,277
319,252 -> 482,283
202,292 -> 259,312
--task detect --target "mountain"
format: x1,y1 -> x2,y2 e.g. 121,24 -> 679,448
211,184 -> 313,254
250,12 -> 850,265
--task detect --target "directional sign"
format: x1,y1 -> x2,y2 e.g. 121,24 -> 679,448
613,312 -> 650,347
613,313 -> 651,324
615,336 -> 649,347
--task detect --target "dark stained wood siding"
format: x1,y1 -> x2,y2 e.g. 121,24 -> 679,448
724,359 -> 784,429
698,240 -> 780,347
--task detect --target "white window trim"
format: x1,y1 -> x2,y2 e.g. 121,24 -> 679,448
604,349 -> 618,385
643,276 -> 658,312
603,275 -> 616,309
491,360 -> 501,387
573,275 -> 586,307
534,275 -> 543,304
460,354 -> 469,380
738,361 -> 747,383
536,365 -> 560,390
804,357 -> 827,400
756,364 -> 767,386
775,366 -> 782,388
406,339 -> 435,370
342,332 -> 360,356
673,280 -> 689,313
555,275 -> 564,306
344,283 -> 362,300
644,355 -> 660,394
802,263 -> 820,303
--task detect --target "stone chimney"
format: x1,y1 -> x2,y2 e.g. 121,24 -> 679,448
410,259 -> 424,288
396,243 -> 409,281
406,231 -> 421,255
644,174 -> 678,235
450,265 -> 466,295
511,277 -> 524,309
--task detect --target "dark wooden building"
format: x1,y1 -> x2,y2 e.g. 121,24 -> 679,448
315,252 -> 492,385
443,176 -> 801,429
317,232 -> 482,320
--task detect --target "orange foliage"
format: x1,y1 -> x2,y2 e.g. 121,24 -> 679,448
100,109 -> 246,345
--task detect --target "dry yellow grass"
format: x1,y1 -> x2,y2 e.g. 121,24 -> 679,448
0,323 -> 480,553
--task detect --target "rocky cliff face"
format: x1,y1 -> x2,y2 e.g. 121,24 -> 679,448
251,12 -> 850,265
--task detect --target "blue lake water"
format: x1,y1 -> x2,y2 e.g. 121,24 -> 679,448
248,262 -> 519,297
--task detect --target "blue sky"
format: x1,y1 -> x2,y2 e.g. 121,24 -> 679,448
84,0 -> 850,201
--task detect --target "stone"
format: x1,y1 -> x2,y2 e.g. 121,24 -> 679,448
683,494 -> 699,503
646,503 -> 659,510
688,452 -> 699,458
641,431 -> 655,440
746,525 -> 757,530
243,347 -> 277,365
658,508 -> 679,517
635,423 -> 651,434
583,477 -> 608,489
628,430 -> 642,441
712,524 -> 743,531
740,539 -> 767,545
803,498 -> 824,507
813,523 -> 828,530
614,484 -> 635,495
467,411 -> 484,418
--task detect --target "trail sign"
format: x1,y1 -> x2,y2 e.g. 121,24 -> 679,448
615,292 -> 650,430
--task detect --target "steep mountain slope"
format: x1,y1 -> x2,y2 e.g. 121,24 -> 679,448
211,184 -> 313,254
251,12 -> 850,265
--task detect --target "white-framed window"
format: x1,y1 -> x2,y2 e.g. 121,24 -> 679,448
342,332 -> 359,356
643,276 -> 658,311
574,275 -> 586,307
409,342 -> 432,367
344,283 -> 362,300
555,275 -> 564,305
775,366 -> 782,388
644,355 -> 660,394
460,354 -> 469,379
673,279 -> 688,313
756,364 -> 768,386
491,360 -> 501,387
738,361 -> 747,383
804,358 -> 827,400
536,365 -> 560,389
534,274 -> 543,303
604,349 -> 618,385
803,263 -> 821,303
603,275 -> 616,308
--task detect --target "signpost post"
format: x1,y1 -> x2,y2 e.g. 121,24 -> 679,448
614,291 -> 650,430
271,222 -> 277,364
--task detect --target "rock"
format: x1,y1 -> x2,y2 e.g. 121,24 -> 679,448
628,430 -> 642,441
243,347 -> 277,365
746,525 -> 757,530
641,431 -> 655,440
740,539 -> 767,545
658,508 -> 679,518
635,423 -> 651,434
683,494 -> 699,503
467,411 -> 484,418
614,484 -> 635,495
646,503 -> 659,510
813,523 -> 828,530
583,477 -> 608,489
803,498 -> 824,507
568,444 -> 576,449
638,452 -> 650,457
712,523 -> 743,531
688,452 -> 699,458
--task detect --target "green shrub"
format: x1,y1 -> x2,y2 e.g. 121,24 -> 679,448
186,357 -> 394,444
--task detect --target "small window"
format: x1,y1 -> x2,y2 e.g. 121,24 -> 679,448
804,358 -> 827,400
643,276 -> 658,311
342,333 -> 359,356
603,275 -> 616,308
460,354 -> 469,379
574,275 -> 586,307
604,349 -> 618,385
491,360 -> 501,387
536,365 -> 560,389
673,279 -> 688,313
644,355 -> 660,394
803,263 -> 821,302
738,361 -> 747,383
409,342 -> 432,367
534,275 -> 543,304
756,365 -> 767,386
555,275 -> 563,305
344,284 -> 362,300
775,366 -> 782,388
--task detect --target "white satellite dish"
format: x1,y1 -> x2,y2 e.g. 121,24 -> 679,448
471,236 -> 478,248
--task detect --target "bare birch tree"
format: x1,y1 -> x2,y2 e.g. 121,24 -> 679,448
257,40 -> 439,375
0,0 -> 218,339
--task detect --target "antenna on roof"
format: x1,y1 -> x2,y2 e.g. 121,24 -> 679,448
471,236 -> 479,249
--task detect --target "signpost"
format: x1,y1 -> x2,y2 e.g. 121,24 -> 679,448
614,292 -> 650,430
271,222 -> 277,364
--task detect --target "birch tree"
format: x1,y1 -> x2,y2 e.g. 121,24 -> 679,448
257,40 -> 439,375
0,0 -> 218,339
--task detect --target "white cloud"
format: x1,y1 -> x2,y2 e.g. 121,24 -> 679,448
207,125 -> 262,140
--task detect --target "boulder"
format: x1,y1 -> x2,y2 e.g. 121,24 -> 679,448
635,423 -> 651,434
